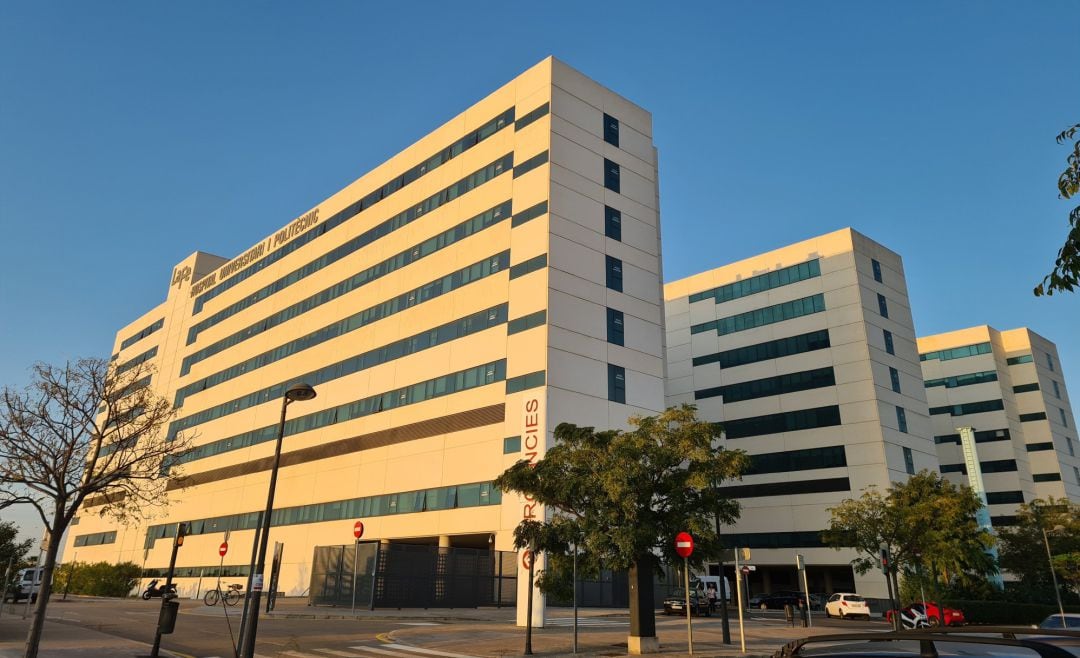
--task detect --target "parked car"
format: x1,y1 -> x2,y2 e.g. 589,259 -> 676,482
824,592 -> 871,619
663,588 -> 711,616
1038,613 -> 1080,629
4,567 -> 43,603
886,602 -> 965,627
755,592 -> 808,610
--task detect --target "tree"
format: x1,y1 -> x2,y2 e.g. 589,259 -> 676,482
1035,123 -> 1080,296
823,471 -> 997,606
0,358 -> 189,658
997,498 -> 1080,602
0,519 -> 33,593
495,405 -> 749,653
53,561 -> 142,598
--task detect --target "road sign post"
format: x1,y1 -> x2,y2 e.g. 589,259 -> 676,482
675,532 -> 695,656
734,548 -> 746,653
796,554 -> 811,627
352,521 -> 364,615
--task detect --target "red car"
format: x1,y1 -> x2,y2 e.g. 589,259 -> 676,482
885,601 -> 965,627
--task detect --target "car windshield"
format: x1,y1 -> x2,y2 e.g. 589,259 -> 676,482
1040,615 -> 1080,629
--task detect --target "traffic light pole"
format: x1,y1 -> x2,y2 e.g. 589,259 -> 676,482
713,510 -> 731,645
149,523 -> 185,658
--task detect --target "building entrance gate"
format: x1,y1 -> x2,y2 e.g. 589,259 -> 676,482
309,542 -> 518,609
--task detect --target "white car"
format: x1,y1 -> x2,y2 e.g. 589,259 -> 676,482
824,593 -> 871,619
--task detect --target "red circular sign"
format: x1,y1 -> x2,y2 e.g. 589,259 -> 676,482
219,542 -> 228,557
675,531 -> 694,558
740,566 -> 750,575
353,521 -> 365,539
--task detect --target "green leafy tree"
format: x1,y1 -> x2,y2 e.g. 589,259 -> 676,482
495,405 -> 749,649
997,498 -> 1080,602
0,520 -> 33,594
1035,122 -> 1080,296
0,358 -> 189,658
823,471 -> 997,604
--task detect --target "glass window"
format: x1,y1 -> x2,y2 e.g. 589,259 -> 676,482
608,364 -> 626,403
903,447 -> 915,475
1060,408 -> 1069,428
1046,353 -> 1055,371
871,259 -> 883,283
604,206 -> 622,241
603,158 -> 620,192
1006,354 -> 1033,365
1052,380 -> 1061,399
877,294 -> 889,319
1033,473 -> 1062,482
605,256 -> 623,292
503,436 -> 521,454
607,308 -> 625,346
603,113 -> 620,147
896,407 -> 908,433
689,260 -> 821,305
883,329 -> 895,355
889,367 -> 901,393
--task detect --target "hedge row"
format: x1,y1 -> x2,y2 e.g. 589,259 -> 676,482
944,599 -> 1080,625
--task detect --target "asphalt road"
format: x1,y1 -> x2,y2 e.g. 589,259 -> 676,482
13,597 -> 888,658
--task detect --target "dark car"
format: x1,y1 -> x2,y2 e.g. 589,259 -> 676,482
771,627 -> 1080,658
663,588 -> 711,616
755,592 -> 807,610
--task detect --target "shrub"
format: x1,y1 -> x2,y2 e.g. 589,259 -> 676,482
942,599 -> 1080,625
53,561 -> 141,597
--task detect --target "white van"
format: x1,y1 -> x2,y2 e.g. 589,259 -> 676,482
691,575 -> 731,603
7,567 -> 44,603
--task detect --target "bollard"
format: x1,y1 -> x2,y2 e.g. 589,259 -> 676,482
785,604 -> 794,627
799,601 -> 809,628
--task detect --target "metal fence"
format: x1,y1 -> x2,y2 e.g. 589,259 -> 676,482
309,543 -> 517,609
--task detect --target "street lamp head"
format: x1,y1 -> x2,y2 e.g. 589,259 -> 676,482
285,382 -> 316,402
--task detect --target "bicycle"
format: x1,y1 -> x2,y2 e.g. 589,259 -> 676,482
203,582 -> 243,606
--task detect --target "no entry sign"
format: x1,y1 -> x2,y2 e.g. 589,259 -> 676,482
353,520 -> 365,539
219,542 -> 228,558
675,532 -> 694,558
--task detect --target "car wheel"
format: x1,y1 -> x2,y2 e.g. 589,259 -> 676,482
840,611 -> 846,620
824,609 -> 831,618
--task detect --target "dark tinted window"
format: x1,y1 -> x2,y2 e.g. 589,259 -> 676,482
605,256 -> 623,292
603,113 -> 619,147
605,206 -> 622,241
872,259 -> 883,283
883,330 -> 895,355
877,293 -> 889,318
608,364 -> 626,403
607,308 -> 625,346
603,158 -> 620,192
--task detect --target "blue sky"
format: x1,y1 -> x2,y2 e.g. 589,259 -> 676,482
1,2 -> 1077,542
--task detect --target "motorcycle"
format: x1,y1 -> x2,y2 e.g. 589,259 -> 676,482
141,579 -> 178,600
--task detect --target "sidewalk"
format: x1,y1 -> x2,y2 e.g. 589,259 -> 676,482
0,608 -> 169,658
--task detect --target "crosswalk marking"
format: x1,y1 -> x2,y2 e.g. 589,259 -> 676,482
282,652 -> 338,658
314,650 -> 368,657
544,617 -> 628,627
355,644 -> 481,658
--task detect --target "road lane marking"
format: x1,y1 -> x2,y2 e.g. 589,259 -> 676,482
349,648 -> 429,658
383,644 -> 482,658
313,650 -> 368,657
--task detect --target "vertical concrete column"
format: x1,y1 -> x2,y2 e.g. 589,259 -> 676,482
824,569 -> 834,595
436,535 -> 451,605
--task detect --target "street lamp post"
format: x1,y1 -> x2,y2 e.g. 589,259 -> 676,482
239,382 -> 316,658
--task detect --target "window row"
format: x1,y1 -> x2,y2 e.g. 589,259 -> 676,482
1027,442 -> 1055,452
143,480 -> 503,549
1006,354 -> 1033,365
509,254 -> 547,280
1020,412 -> 1048,422
940,459 -> 1018,475
695,367 -> 836,404
723,405 -> 842,440
178,202 -> 513,396
508,310 -> 546,335
120,318 -> 164,351
116,346 -> 157,375
693,330 -> 831,369
722,477 -> 850,499
986,491 -> 1024,505
935,428 -> 1010,445
516,103 -> 550,131
1012,382 -> 1041,393
688,260 -> 821,305
143,564 -> 251,579
691,294 -> 826,336
513,151 -> 549,178
192,107 -> 518,312
187,198 -> 514,345
180,247 -> 510,377
744,445 -> 847,476
928,399 -> 1004,417
73,531 -> 117,547
512,201 -> 548,228
723,531 -> 826,549
506,371 -> 545,394
168,305 -> 508,439
920,342 -> 992,362
1033,472 -> 1062,482
924,370 -> 998,389
168,360 -> 507,468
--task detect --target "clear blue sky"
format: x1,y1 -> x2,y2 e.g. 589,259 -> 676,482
1,2 -> 1077,543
